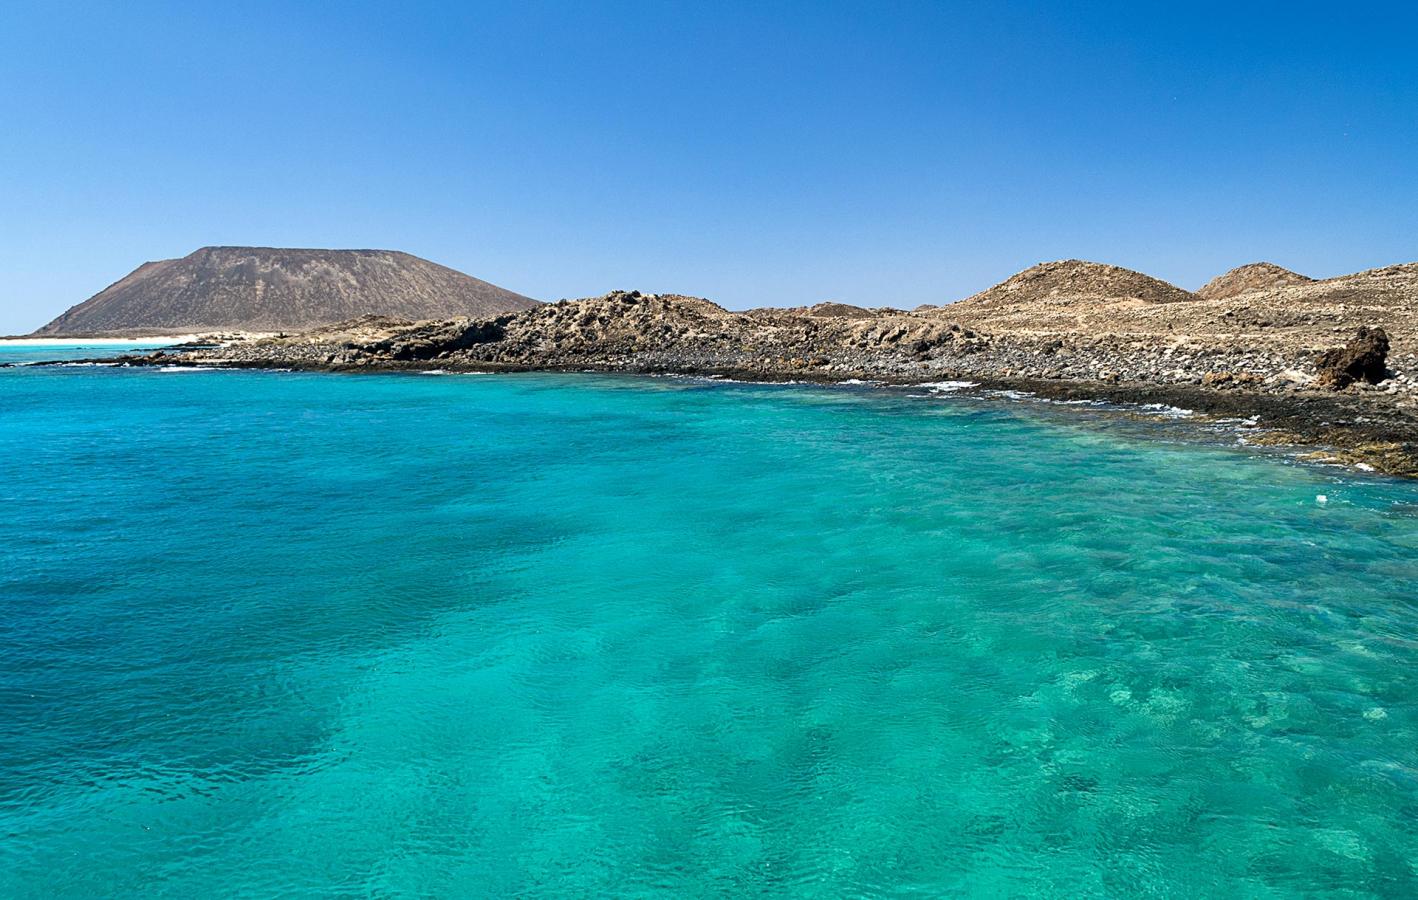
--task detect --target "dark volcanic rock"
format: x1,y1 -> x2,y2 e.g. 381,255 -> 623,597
1315,326 -> 1390,388
36,246 -> 538,336
372,316 -> 513,360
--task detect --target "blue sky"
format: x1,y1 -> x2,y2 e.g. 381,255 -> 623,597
2,1 -> 1415,332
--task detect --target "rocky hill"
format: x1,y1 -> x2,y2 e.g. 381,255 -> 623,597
1197,262 -> 1313,301
957,260 -> 1198,308
35,246 -> 537,336
935,260 -> 1418,363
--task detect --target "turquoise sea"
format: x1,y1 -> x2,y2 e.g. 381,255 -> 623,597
3,346 -> 1418,897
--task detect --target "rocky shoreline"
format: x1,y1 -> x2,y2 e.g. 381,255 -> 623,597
98,322 -> 1414,478
52,259 -> 1418,478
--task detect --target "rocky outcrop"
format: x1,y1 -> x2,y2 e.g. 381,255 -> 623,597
1197,262 -> 1313,301
1316,326 -> 1390,389
36,246 -> 537,336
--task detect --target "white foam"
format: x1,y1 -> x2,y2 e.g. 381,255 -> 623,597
699,376 -> 809,385
1140,403 -> 1196,419
914,380 -> 979,393
985,389 -> 1035,400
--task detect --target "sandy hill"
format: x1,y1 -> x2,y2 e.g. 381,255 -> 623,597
35,246 -> 538,336
1197,262 -> 1313,300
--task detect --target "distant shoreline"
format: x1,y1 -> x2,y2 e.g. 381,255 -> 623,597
0,335 -> 203,346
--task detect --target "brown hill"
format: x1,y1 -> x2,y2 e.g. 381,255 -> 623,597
1197,262 -> 1313,301
806,301 -> 876,319
35,246 -> 537,336
955,260 -> 1197,308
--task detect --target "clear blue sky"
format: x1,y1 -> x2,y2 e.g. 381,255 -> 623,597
2,1 -> 1415,333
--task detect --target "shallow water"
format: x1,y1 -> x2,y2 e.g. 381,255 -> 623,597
3,360 -> 1417,897
0,340 -> 176,365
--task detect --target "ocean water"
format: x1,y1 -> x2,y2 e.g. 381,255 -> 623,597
3,353 -> 1418,897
